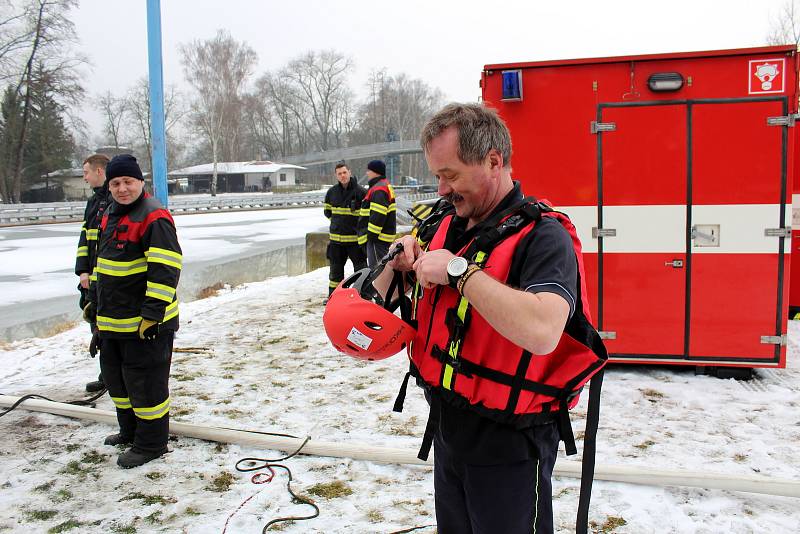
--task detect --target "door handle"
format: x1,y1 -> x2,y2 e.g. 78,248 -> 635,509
665,259 -> 684,268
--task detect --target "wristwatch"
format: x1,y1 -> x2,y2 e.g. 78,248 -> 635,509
446,256 -> 470,289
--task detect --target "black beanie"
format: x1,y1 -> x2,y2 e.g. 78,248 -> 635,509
367,160 -> 386,176
106,154 -> 144,182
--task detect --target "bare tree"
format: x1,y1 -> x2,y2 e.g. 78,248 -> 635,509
179,30 -> 256,195
768,0 -> 800,46
96,89 -> 127,148
285,50 -> 354,151
0,1 -> 33,82
125,77 -> 184,170
6,0 -> 84,203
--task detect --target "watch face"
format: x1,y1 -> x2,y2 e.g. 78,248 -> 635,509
447,256 -> 469,277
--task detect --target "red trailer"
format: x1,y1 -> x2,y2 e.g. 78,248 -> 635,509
481,45 -> 798,373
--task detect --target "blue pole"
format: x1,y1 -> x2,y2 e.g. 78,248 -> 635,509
146,0 -> 168,207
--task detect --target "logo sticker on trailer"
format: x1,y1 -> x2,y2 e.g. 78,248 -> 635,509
748,58 -> 785,94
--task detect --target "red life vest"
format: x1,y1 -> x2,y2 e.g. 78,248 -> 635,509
404,199 -> 607,452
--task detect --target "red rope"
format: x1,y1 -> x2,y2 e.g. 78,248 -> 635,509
221,466 -> 276,534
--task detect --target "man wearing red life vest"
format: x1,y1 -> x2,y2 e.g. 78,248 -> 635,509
372,103 -> 587,534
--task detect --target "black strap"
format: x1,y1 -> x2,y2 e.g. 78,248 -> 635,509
576,369 -> 604,534
393,370 -> 412,413
505,349 -> 534,414
558,400 -> 577,456
417,394 -> 440,461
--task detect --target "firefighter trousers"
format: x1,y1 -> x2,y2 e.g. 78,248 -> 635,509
327,242 -> 367,295
432,422 -> 559,534
99,332 -> 173,452
365,240 -> 390,269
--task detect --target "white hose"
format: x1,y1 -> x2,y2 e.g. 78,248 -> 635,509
2,394 -> 798,498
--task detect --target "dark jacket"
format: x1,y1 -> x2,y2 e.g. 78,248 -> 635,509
358,176 -> 396,244
75,185 -> 109,308
90,192 -> 182,338
324,178 -> 366,243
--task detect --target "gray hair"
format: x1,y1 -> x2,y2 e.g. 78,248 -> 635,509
420,103 -> 512,168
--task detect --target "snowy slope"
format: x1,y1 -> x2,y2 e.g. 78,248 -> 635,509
1,268 -> 799,533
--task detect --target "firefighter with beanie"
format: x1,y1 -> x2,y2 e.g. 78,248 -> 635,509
75,153 -> 110,393
323,162 -> 367,298
83,154 -> 182,469
370,103 -> 606,533
358,159 -> 396,267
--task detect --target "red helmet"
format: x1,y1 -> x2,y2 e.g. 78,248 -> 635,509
323,268 -> 415,361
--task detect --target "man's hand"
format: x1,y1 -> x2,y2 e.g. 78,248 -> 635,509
82,302 -> 96,323
387,235 -> 422,272
89,329 -> 100,358
138,319 -> 159,340
79,273 -> 89,289
412,249 -> 456,289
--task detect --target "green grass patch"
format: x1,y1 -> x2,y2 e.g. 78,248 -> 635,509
633,440 -> 656,450
25,509 -> 58,521
59,461 -> 92,476
53,489 -> 73,502
119,492 -> 176,506
267,336 -> 288,344
307,480 -> 352,499
33,481 -> 55,493
366,509 -> 384,523
80,450 -> 107,464
65,444 -> 81,453
47,519 -> 84,533
184,506 -> 201,516
110,523 -> 137,534
145,471 -> 164,480
590,516 -> 628,533
207,472 -> 235,492
144,511 -> 162,525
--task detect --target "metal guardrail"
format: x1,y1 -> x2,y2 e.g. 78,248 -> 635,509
0,191 -> 439,226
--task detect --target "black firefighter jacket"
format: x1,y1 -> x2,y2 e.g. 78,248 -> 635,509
75,185 -> 109,303
324,178 -> 366,244
357,176 -> 396,245
89,191 -> 182,338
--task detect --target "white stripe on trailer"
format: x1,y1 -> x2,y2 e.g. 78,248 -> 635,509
560,204 -> 789,254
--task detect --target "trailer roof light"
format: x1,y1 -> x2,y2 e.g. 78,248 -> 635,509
501,69 -> 523,101
648,72 -> 684,92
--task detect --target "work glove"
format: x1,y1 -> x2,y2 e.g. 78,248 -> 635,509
89,328 -> 100,358
82,302 -> 96,323
138,319 -> 159,341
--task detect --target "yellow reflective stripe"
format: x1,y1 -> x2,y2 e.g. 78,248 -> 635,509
329,233 -> 359,243
367,223 -> 383,234
359,208 -> 370,217
86,229 -> 99,241
357,234 -> 367,245
442,362 -> 455,390
378,232 -> 396,243
330,207 -> 359,215
324,203 -> 332,210
474,251 -> 488,264
110,396 -> 132,410
442,296 -> 470,391
370,203 -> 389,215
133,396 -> 170,420
76,246 -> 88,258
329,280 -> 339,288
146,281 -> 176,303
96,315 -> 141,332
145,247 -> 183,269
163,300 -> 179,322
89,273 -> 97,282
96,257 -> 147,276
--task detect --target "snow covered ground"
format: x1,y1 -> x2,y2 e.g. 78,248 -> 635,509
1,268 -> 799,533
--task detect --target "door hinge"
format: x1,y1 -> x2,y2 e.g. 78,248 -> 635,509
760,335 -> 786,346
764,227 -> 792,238
598,331 -> 617,340
590,121 -> 616,134
767,114 -> 798,127
592,227 -> 617,238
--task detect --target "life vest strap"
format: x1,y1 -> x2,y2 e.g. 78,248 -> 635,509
417,394 -> 440,461
393,370 -> 413,413
576,369 -> 605,533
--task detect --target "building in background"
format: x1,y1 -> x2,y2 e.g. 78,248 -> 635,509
168,161 -> 307,194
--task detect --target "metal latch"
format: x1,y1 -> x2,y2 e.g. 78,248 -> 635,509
665,259 -> 684,268
760,335 -> 786,345
767,114 -> 798,127
592,227 -> 617,238
590,121 -> 616,134
598,331 -> 617,340
765,227 -> 792,238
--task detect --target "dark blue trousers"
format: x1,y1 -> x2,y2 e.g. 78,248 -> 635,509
433,423 -> 559,534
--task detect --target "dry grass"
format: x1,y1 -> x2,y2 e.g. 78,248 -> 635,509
196,282 -> 225,300
43,320 -> 79,338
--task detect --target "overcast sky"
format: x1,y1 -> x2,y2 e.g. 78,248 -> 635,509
72,0 -> 792,141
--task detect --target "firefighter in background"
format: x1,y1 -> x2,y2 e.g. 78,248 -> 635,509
323,162 -> 367,299
371,103 -> 605,534
83,154 -> 182,469
358,159 -> 396,267
75,153 -> 110,393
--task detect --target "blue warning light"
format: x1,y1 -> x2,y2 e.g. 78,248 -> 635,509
502,70 -> 522,101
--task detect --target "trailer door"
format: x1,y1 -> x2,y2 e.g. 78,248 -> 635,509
598,104 -> 687,357
689,99 -> 788,362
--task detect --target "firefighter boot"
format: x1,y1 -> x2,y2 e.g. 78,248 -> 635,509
85,373 -> 105,393
103,433 -> 134,446
116,446 -> 168,469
